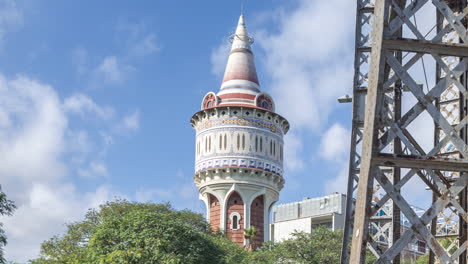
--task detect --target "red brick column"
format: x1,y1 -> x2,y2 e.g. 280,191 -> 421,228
250,195 -> 264,247
209,194 -> 220,232
225,192 -> 244,245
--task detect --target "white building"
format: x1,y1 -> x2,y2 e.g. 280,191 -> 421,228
270,193 -> 346,242
271,193 -> 427,263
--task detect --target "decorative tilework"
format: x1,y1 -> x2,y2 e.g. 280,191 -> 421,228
195,117 -> 283,135
195,157 -> 283,176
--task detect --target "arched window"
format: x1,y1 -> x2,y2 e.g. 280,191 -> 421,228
229,212 -> 241,230
260,138 -> 263,152
202,93 -> 217,109
237,134 -> 240,150
242,134 -> 245,150
233,216 -> 238,229
270,140 -> 273,155
280,145 -> 283,161
255,136 -> 258,152
219,135 -> 222,150
209,136 -> 211,152
274,141 -> 276,156
224,134 -> 227,150
205,137 -> 207,153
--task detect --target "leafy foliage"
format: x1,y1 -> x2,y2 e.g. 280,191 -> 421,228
0,186 -> 16,264
246,227 -> 343,264
29,200 -> 239,264
415,254 -> 428,264
243,226 -> 257,251
29,200 -> 378,264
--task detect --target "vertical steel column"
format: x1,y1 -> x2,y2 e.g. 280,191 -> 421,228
341,0 -> 375,261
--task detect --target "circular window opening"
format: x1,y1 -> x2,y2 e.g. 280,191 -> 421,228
234,200 -> 237,204
246,112 -> 249,115
233,111 -> 238,115
276,120 -> 279,123
222,111 -> 226,115
211,112 -> 215,116
257,113 -> 262,117
268,116 -> 271,120
233,169 -> 237,172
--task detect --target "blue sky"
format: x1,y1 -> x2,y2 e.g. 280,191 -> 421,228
0,0 -> 357,261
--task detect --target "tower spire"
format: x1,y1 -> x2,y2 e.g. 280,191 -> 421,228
220,15 -> 259,92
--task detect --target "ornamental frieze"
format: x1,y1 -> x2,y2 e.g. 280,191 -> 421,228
195,157 -> 283,177
195,117 -> 283,135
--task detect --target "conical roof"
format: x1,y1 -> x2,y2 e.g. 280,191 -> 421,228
221,15 -> 259,87
216,15 -> 265,107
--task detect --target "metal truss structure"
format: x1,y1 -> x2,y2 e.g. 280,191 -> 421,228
341,0 -> 468,263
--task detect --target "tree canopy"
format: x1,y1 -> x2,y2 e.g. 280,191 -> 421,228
0,186 -> 16,264
27,200 -> 369,264
29,200 -> 242,264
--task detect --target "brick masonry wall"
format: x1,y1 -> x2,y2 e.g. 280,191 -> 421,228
209,194 -> 220,232
226,192 -> 244,245
250,195 -> 264,247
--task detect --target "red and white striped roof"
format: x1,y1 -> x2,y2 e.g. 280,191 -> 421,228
217,15 -> 272,108
201,15 -> 276,112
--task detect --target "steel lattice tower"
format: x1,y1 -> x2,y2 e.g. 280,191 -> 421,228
341,0 -> 468,263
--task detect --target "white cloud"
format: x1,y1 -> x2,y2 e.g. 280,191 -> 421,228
78,161 -> 109,178
283,132 -> 304,171
324,165 -> 349,194
3,184 -> 114,261
210,40 -> 230,78
223,0 -> 354,178
256,0 -> 355,131
96,56 -> 134,85
319,123 -> 349,161
319,123 -> 350,194
121,110 -> 140,132
0,75 -> 67,187
0,74 -> 128,262
130,33 -> 159,57
0,0 -> 23,47
117,20 -> 160,57
64,93 -> 114,120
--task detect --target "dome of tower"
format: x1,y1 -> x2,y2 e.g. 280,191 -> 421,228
200,15 -> 276,112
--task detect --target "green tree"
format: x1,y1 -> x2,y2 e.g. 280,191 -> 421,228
243,226 -> 257,251
415,254 -> 428,264
30,200 -> 243,264
246,227 -> 342,264
0,186 -> 16,264
245,226 -> 376,264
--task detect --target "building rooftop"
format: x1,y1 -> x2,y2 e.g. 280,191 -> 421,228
272,193 -> 346,223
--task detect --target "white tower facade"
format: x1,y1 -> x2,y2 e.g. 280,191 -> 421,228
190,15 -> 289,246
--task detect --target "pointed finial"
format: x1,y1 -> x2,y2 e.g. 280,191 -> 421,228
241,0 -> 243,15
221,14 -> 260,88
